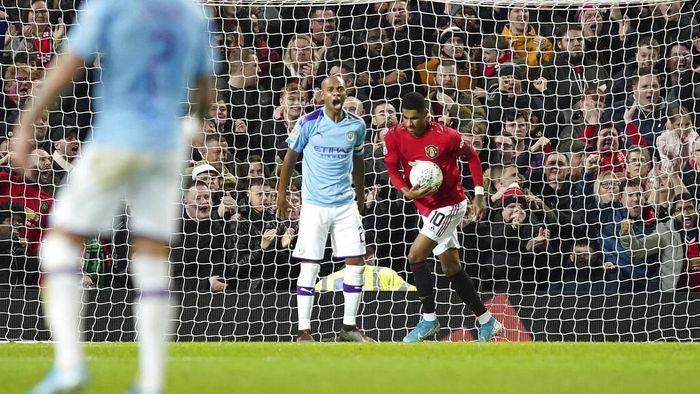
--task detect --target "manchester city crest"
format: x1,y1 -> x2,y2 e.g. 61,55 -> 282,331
346,132 -> 355,142
425,145 -> 438,158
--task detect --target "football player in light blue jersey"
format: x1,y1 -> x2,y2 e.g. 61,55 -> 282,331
277,75 -> 373,342
12,1 -> 215,393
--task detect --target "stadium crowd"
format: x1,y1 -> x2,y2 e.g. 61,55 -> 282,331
1,0 -> 700,295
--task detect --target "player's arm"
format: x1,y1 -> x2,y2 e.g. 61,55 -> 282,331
183,74 -> 216,144
277,148 -> 299,219
383,130 -> 434,200
352,154 -> 365,214
457,134 -> 486,220
13,53 -> 85,170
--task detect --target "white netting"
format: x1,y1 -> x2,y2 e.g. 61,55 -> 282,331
1,0 -> 700,342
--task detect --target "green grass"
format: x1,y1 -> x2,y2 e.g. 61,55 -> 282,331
1,342 -> 699,394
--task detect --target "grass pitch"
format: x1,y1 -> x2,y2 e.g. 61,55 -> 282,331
1,342 -> 698,394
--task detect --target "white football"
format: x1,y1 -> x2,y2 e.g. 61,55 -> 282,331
409,160 -> 443,189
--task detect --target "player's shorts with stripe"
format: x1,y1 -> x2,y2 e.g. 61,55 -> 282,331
292,202 -> 366,261
419,199 -> 468,256
51,146 -> 182,242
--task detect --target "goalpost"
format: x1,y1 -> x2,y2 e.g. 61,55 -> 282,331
1,0 -> 699,342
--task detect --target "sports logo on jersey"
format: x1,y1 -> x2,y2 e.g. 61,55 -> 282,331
425,145 -> 438,158
40,201 -> 49,213
346,132 -> 355,142
289,124 -> 301,141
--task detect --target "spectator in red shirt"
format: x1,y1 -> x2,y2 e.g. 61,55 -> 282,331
10,0 -> 66,67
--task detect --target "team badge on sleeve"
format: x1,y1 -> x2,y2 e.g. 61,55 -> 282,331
289,124 -> 301,141
425,145 -> 438,158
346,131 -> 355,142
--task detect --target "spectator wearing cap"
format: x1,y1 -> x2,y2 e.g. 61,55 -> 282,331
449,5 -> 482,55
475,35 -> 514,93
501,7 -> 554,68
416,26 -> 475,96
540,23 -> 611,110
50,123 -> 80,186
476,185 -> 549,292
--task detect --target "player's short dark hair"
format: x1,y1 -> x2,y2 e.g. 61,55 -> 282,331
401,92 -> 427,112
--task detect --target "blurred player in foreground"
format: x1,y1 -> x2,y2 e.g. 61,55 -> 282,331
277,75 -> 372,342
384,92 -> 504,342
13,0 -> 215,392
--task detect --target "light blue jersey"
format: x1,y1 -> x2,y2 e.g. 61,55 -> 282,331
287,108 -> 366,207
66,0 -> 214,151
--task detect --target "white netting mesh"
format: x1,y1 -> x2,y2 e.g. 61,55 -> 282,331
1,0 -> 700,342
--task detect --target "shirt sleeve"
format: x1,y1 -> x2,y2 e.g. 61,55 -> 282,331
286,119 -> 309,153
353,123 -> 367,156
65,0 -> 110,62
384,129 -> 410,192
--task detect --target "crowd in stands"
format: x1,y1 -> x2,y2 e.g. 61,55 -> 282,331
2,0 -> 700,295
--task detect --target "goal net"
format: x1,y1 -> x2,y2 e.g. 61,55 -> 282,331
1,0 -> 700,342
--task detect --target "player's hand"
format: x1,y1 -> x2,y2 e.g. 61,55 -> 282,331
260,228 -> 277,250
209,276 -> 228,292
405,183 -> 438,200
472,194 -> 486,222
276,195 -> 291,220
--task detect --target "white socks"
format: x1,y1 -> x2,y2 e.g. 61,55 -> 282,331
342,264 -> 364,326
40,235 -> 84,371
477,311 -> 493,325
423,312 -> 437,322
296,262 -> 320,331
132,255 -> 171,392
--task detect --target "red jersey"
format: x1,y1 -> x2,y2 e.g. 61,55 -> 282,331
384,121 -> 483,216
0,172 -> 54,256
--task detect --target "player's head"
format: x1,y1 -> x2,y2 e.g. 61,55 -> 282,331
401,92 -> 428,135
321,75 -> 347,115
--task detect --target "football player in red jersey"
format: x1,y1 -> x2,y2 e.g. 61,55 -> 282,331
384,92 -> 503,342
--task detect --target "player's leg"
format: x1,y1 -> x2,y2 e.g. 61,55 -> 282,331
330,204 -> 373,342
126,152 -> 180,392
32,147 -> 122,392
292,204 -> 330,341
402,234 -> 440,342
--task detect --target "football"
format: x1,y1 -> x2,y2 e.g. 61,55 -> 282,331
409,160 -> 443,189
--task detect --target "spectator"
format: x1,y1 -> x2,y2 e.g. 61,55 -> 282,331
489,134 -> 517,166
257,82 -> 308,164
558,85 -> 606,153
625,146 -> 651,187
657,103 -> 698,174
501,6 -> 554,68
548,239 -> 622,294
682,136 -> 700,201
477,185 -> 549,292
0,201 -> 27,287
427,58 -> 484,131
448,5 -> 482,59
610,36 -> 660,104
171,182 -> 230,293
651,1 -> 696,45
196,134 -> 236,191
578,6 -> 625,77
541,24 -> 611,110
582,166 -> 622,239
354,20 -> 411,107
10,0 -> 66,67
219,46 -> 273,140
343,96 -> 365,119
602,177 -> 660,292
620,192 -> 689,292
663,42 -> 694,106
234,7 -> 282,83
475,35 -> 513,93
49,123 -> 80,187
646,168 -> 685,221
24,148 -> 54,196
416,26 -> 475,95
0,63 -> 39,128
307,6 -> 352,62
382,0 -> 429,67
276,33 -> 320,93
614,74 -> 666,155
235,177 -> 278,292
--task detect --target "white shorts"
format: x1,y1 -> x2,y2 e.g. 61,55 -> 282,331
51,146 -> 182,241
292,202 -> 366,261
419,199 -> 468,256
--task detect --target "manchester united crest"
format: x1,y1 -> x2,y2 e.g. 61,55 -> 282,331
425,145 -> 438,158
